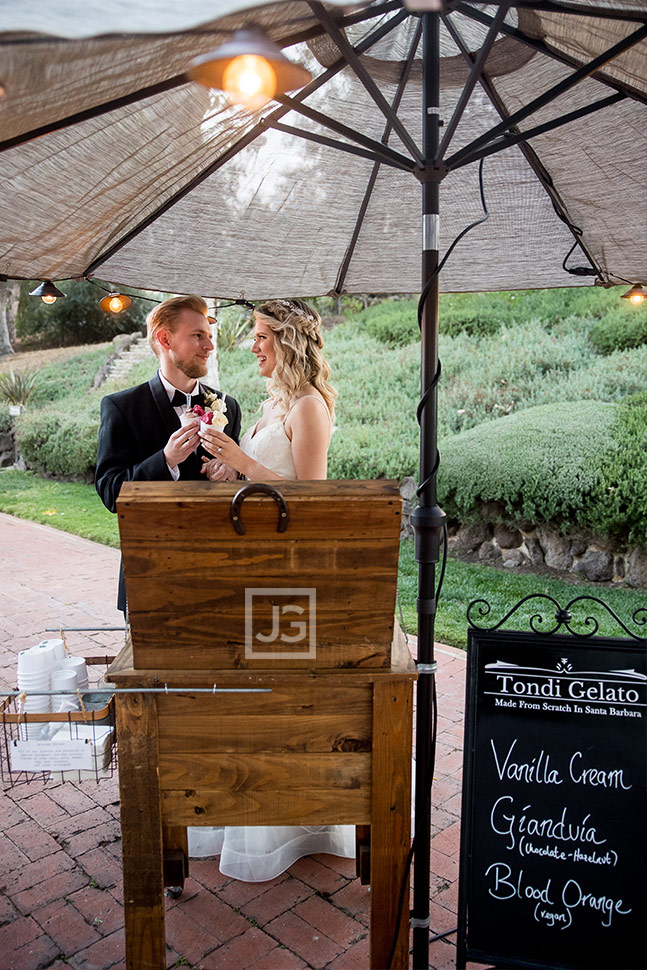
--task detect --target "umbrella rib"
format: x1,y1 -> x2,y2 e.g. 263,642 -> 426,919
449,90 -> 625,171
82,7 -> 408,279
261,118 -> 413,171
495,1 -> 647,22
442,12 -> 605,279
334,17 -> 423,296
453,2 -> 647,105
445,22 -> 647,169
0,75 -> 186,154
275,95 -> 416,169
435,3 -> 509,163
308,0 -> 424,166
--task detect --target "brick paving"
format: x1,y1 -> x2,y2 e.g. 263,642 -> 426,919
0,512 -> 474,969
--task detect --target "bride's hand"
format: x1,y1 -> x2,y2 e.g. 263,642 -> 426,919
199,427 -> 248,474
201,456 -> 238,481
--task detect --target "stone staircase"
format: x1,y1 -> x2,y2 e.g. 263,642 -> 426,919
93,333 -> 154,389
94,330 -> 220,390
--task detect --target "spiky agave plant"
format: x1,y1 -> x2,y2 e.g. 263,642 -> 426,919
0,368 -> 39,406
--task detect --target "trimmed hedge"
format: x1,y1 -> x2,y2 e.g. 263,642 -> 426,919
437,401 -> 618,527
437,396 -> 647,546
590,391 -> 647,545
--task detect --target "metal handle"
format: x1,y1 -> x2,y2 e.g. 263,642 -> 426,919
230,483 -> 290,535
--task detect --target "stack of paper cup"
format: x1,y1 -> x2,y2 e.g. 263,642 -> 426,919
38,638 -> 66,663
58,656 -> 88,690
17,648 -> 51,737
51,669 -> 81,712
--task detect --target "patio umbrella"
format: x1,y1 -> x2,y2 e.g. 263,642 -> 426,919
1,2 -> 646,966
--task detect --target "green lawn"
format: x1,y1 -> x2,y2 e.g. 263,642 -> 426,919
0,469 -> 119,547
398,541 -> 647,646
2,469 -> 644,649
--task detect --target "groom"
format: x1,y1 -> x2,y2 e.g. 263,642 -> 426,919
95,294 -> 241,612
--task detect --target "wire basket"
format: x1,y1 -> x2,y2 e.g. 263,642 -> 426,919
1,656 -> 116,787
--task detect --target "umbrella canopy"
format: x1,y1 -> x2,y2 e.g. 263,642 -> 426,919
1,0 -> 645,298
3,6 -> 647,968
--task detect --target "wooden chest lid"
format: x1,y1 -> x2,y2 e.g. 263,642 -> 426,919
116,479 -> 402,541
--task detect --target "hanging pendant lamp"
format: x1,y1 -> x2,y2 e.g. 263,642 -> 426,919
29,280 -> 66,304
620,284 -> 646,305
99,292 -> 133,313
187,29 -> 312,109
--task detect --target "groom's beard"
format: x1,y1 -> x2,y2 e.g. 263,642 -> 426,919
170,350 -> 209,379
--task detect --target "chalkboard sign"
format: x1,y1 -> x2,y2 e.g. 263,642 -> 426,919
457,631 -> 646,970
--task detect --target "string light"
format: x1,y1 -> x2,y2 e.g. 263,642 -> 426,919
620,284 -> 646,306
29,281 -> 66,304
188,29 -> 312,110
99,292 -> 133,313
223,55 -> 277,109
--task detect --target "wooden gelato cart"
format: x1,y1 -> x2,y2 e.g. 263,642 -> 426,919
107,480 -> 417,969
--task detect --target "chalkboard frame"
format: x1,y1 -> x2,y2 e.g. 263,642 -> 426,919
457,629 -> 646,970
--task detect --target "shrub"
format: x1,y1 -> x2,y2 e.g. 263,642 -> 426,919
590,306 -> 647,354
437,401 -> 618,528
0,405 -> 11,435
439,322 -> 647,436
439,291 -> 523,338
12,346 -> 113,480
590,391 -> 647,546
29,346 -> 114,406
354,297 -> 420,347
347,286 -> 623,347
16,280 -> 147,348
18,406 -> 101,480
328,423 -> 418,480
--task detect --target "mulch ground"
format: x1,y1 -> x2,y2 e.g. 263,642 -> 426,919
0,343 -> 111,374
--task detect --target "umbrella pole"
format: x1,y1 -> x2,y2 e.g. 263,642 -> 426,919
411,10 -> 445,969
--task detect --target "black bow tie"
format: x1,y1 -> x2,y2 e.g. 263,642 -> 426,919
171,390 -> 204,409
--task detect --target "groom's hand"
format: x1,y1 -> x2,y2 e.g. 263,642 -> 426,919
201,457 -> 238,481
164,421 -> 199,468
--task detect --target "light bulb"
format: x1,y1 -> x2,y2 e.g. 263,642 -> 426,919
109,296 -> 124,313
630,292 -> 644,305
222,55 -> 276,109
41,294 -> 57,304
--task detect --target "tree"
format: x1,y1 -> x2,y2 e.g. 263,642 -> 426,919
0,280 -> 19,356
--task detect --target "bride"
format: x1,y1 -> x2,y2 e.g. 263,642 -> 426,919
199,297 -> 336,483
193,297 -> 355,882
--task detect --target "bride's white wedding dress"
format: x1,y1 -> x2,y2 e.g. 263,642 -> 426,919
188,411 -> 355,881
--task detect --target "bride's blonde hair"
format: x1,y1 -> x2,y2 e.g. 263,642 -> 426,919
255,299 -> 337,420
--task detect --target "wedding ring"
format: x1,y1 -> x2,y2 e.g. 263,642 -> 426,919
218,447 -> 222,454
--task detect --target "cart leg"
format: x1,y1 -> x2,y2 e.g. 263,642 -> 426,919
163,824 -> 189,894
370,680 -> 413,970
116,693 -> 166,970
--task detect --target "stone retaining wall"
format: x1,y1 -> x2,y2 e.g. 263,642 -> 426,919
399,480 -> 647,588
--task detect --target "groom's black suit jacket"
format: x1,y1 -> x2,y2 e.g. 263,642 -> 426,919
95,372 -> 241,611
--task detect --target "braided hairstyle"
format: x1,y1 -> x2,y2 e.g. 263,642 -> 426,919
255,299 -> 337,420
